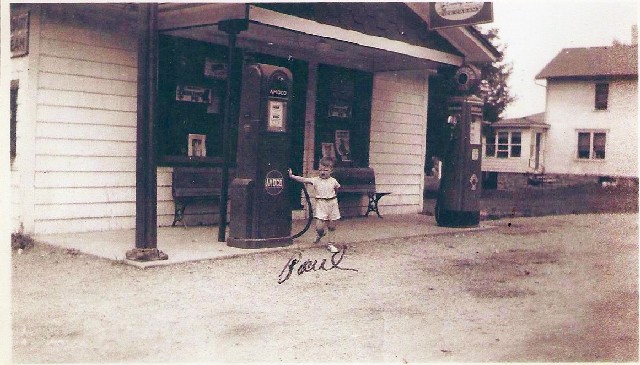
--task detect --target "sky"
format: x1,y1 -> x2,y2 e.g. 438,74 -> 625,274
478,0 -> 638,119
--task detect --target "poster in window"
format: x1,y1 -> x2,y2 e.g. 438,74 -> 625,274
188,134 -> 207,157
328,103 -> 351,119
335,130 -> 352,162
321,143 -> 336,160
176,85 -> 211,103
267,100 -> 286,132
204,58 -> 228,80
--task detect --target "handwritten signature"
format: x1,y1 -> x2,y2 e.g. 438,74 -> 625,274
278,246 -> 358,284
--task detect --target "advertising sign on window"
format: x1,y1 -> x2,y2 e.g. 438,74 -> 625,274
335,130 -> 352,162
176,85 -> 211,103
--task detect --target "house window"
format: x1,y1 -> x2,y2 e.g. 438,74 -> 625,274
10,80 -> 18,163
486,130 -> 521,158
577,131 -> 606,160
595,83 -> 609,110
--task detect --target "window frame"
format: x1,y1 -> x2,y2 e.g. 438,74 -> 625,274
576,130 -> 607,160
485,129 -> 522,159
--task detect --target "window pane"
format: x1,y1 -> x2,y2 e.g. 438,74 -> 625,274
497,151 -> 509,158
486,144 -> 496,157
511,145 -> 521,157
486,131 -> 496,144
577,132 -> 591,159
593,133 -> 606,159
498,132 -> 508,144
511,132 -> 521,145
595,83 -> 609,110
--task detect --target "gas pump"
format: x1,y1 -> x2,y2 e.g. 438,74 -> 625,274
228,63 -> 301,248
435,65 -> 484,227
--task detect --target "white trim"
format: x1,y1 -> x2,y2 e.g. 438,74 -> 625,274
457,27 -> 498,63
248,5 -> 464,66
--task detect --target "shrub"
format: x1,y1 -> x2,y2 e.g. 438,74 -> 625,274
11,232 -> 36,250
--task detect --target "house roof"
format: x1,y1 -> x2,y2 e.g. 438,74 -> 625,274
536,45 -> 638,79
491,112 -> 549,129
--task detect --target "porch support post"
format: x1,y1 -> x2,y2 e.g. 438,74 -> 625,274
127,3 -> 168,261
217,19 -> 248,242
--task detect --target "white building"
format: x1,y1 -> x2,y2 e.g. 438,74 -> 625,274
481,113 -> 550,189
482,44 -> 638,190
536,44 -> 638,180
9,3 -> 498,235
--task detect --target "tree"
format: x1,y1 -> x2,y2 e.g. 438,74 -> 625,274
476,27 -> 516,123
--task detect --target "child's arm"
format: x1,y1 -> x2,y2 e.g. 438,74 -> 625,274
288,168 -> 314,184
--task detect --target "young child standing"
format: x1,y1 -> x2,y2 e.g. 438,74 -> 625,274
288,157 -> 341,253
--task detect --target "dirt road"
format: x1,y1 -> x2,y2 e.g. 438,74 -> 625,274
11,213 -> 638,362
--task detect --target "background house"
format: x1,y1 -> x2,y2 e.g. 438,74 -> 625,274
535,44 -> 638,184
481,113 -> 549,190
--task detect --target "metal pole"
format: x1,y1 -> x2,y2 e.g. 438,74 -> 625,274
129,3 -> 166,261
218,32 -> 236,242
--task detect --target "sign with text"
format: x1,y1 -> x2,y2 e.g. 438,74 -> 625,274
11,12 -> 30,58
428,2 -> 493,30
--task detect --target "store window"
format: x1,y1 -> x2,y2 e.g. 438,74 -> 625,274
10,80 -> 18,163
595,83 -> 609,110
485,130 -> 521,158
314,64 -> 372,169
157,35 -> 238,166
577,131 -> 606,159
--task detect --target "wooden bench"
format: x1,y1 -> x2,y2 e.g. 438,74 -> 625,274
171,167 -> 233,228
332,167 -> 390,218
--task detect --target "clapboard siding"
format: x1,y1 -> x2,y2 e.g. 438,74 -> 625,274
39,38 -> 137,67
39,72 -> 137,97
37,105 -> 136,127
36,139 -> 136,157
37,122 -> 136,142
32,5 -> 140,233
38,89 -> 137,111
39,55 -> 137,82
35,171 -> 135,188
369,70 -> 429,215
36,156 -> 135,172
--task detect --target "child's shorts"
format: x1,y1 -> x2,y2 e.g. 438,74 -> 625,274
314,197 -> 341,221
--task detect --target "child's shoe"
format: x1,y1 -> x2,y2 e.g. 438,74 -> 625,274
313,231 -> 326,244
326,243 -> 340,253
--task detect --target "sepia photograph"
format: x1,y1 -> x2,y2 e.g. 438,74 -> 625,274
3,1 -> 638,363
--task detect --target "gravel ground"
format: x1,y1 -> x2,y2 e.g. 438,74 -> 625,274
11,213 -> 638,362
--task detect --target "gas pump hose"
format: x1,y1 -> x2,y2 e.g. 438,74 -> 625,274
229,181 -> 314,243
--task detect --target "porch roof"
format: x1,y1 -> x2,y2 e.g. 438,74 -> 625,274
491,113 -> 550,129
157,3 -> 498,71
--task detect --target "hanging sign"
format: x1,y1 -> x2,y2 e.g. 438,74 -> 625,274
428,2 -> 493,30
11,12 -> 30,58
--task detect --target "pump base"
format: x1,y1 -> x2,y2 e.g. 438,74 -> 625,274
227,236 -> 293,249
434,203 -> 480,228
